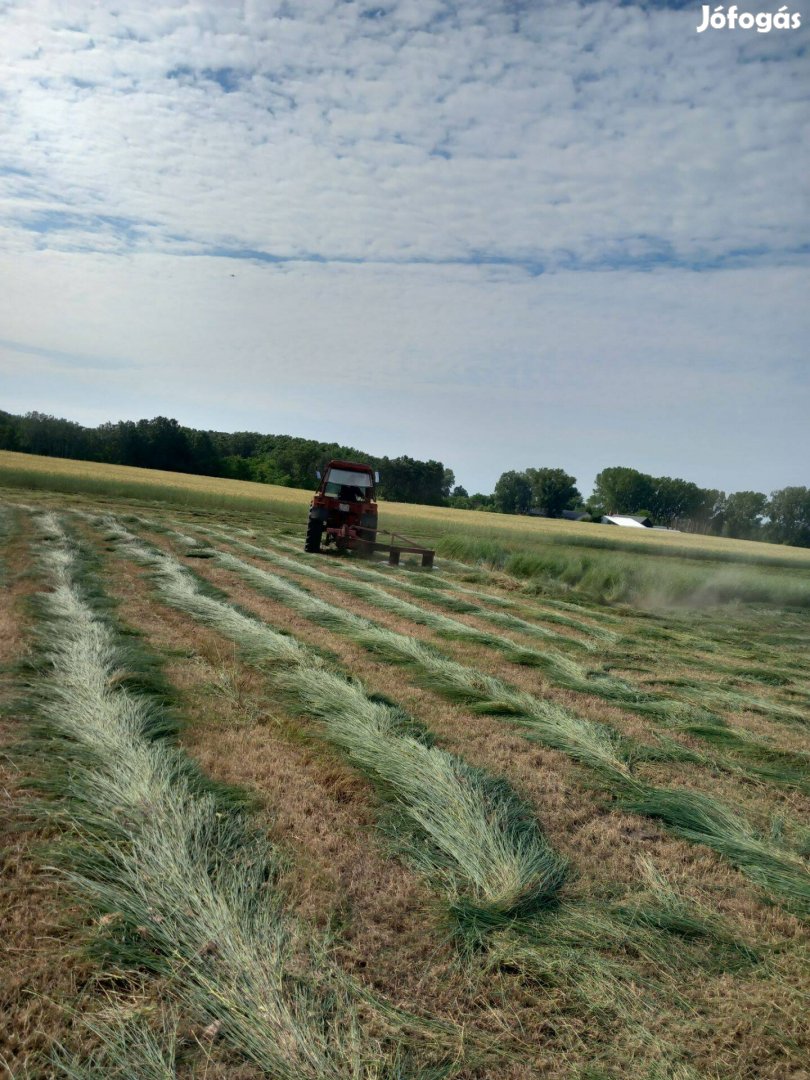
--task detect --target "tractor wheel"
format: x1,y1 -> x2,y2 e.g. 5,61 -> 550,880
304,519 -> 324,553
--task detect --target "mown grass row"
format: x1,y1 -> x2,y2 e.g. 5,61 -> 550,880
262,531 -> 810,740
95,508 -> 790,955
115,510 -> 626,633
375,547 -> 810,729
266,531 -> 617,641
194,527 -> 810,792
607,621 -> 809,728
437,553 -> 810,711
88,512 -> 774,1079
139,513 -> 810,776
23,512 -> 451,1078
154,528 -> 810,915
99,517 -> 570,929
206,529 -> 597,662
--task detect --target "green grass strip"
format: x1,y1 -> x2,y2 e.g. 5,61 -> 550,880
165,531 -> 810,914
267,530 -> 616,641
26,512 -> 450,1078
182,526 -> 809,792
101,518 -> 569,926
214,530 -> 810,786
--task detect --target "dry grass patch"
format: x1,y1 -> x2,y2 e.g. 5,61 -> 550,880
174,527 -> 808,801
19,513 -> 460,1078
7,496 -> 809,1079
0,507 -> 100,1077
153,540 -> 793,927
92,543 -> 459,1014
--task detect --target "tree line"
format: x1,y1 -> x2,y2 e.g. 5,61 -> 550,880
1,411 -> 807,546
0,411 -> 454,506
453,464 -> 808,547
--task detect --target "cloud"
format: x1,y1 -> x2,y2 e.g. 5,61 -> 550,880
1,1 -> 807,267
0,0 -> 807,494
0,336 -> 131,370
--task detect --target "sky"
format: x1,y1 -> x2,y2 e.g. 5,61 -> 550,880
1,0 -> 808,497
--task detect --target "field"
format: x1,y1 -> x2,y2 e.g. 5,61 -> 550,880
1,453 -> 809,1079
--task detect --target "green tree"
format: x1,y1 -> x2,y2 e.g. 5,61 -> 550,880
525,467 -> 580,517
722,491 -> 767,539
128,417 -> 192,472
767,487 -> 810,547
593,467 -> 655,515
649,476 -> 704,527
220,455 -> 253,481
493,470 -> 532,514
188,430 -> 221,476
693,489 -> 727,535
0,410 -> 20,451
377,456 -> 447,504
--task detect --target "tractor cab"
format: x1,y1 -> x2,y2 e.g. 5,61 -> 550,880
305,460 -> 379,553
321,465 -> 375,502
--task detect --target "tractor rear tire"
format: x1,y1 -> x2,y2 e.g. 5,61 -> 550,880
304,519 -> 324,553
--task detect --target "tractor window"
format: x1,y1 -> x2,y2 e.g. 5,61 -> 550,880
324,468 -> 374,498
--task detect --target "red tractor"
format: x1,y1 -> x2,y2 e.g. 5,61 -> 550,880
304,459 -> 435,566
305,460 -> 379,554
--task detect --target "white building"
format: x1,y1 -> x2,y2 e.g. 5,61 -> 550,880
601,514 -> 652,528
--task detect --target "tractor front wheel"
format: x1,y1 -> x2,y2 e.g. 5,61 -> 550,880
304,519 -> 324,553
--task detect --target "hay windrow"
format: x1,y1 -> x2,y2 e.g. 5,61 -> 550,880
3,495 -> 806,1079
24,512 -> 455,1077
75,512 -> 775,1077
195,527 -> 809,788
132,521 -> 810,916
100,517 -> 570,927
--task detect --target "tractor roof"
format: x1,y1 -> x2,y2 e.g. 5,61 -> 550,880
325,459 -> 375,473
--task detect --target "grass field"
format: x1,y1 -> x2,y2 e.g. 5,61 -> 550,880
3,449 -> 810,606
1,454 -> 809,1078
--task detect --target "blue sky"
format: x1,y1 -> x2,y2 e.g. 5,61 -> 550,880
1,0 -> 807,496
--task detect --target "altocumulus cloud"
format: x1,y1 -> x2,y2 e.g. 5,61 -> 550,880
0,0 -> 807,493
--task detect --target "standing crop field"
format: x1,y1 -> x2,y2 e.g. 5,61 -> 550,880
2,476 -> 809,1079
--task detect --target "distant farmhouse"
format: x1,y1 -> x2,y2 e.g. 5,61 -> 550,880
601,514 -> 653,528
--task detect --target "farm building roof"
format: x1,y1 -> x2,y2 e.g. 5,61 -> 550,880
601,514 -> 652,528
